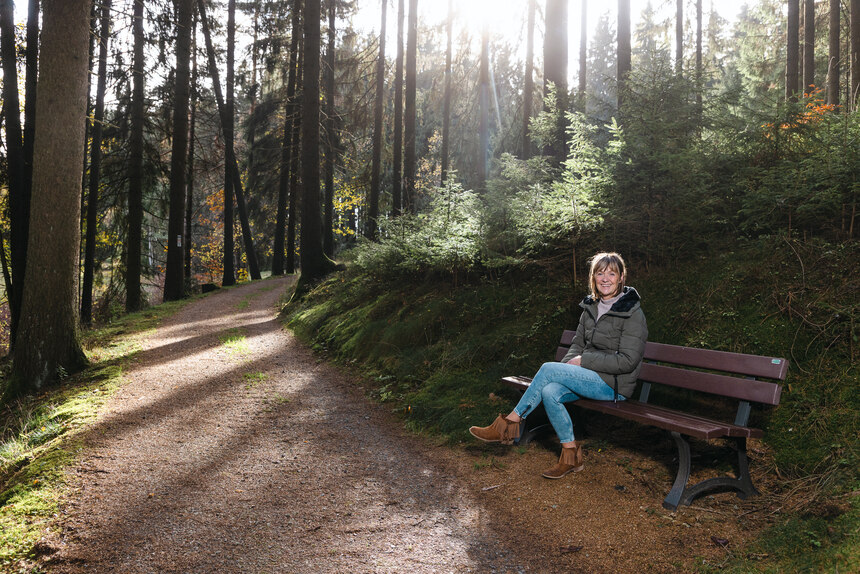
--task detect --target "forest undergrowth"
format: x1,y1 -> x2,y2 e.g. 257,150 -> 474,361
283,236 -> 858,573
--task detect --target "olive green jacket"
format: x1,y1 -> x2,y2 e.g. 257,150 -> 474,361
561,286 -> 648,399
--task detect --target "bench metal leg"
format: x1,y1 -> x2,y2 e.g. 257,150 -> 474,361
734,436 -> 760,499
516,422 -> 551,445
663,431 -> 692,510
664,435 -> 760,510
677,437 -> 760,506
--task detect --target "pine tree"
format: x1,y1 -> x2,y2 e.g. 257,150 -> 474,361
81,0 -> 112,324
9,0 -> 92,397
368,0 -> 387,239
126,0 -> 145,311
164,0 -> 194,301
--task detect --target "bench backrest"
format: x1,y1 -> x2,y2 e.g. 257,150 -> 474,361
555,330 -> 787,406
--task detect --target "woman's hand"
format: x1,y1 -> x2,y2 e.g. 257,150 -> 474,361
566,355 -> 582,366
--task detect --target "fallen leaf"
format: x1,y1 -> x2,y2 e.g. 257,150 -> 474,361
711,536 -> 730,548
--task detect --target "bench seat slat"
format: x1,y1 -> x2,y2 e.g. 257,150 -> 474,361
574,399 -> 730,439
575,399 -> 763,439
500,376 -> 763,440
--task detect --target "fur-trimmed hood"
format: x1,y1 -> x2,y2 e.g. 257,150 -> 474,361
580,286 -> 642,316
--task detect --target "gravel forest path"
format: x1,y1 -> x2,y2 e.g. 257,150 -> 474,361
46,276 -> 763,573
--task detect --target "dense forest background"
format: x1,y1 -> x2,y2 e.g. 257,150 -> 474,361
0,0 -> 855,333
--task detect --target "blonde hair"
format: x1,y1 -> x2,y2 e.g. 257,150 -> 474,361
588,252 -> 627,300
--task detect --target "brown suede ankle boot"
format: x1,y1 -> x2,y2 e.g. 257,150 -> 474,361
469,415 -> 520,445
541,442 -> 584,479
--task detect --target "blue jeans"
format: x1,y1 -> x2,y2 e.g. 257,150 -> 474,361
513,362 -> 622,443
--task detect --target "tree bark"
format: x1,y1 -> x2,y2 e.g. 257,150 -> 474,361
126,0 -> 145,311
544,0 -> 568,164
10,0 -> 91,397
578,0 -> 587,111
1,0 -> 28,348
163,0 -> 194,301
803,0 -> 815,95
617,0 -> 631,110
827,0 -> 840,106
786,0 -> 800,101
297,0 -> 330,285
23,0 -> 39,214
287,30 -> 303,274
222,0 -> 236,286
403,0 -> 417,213
522,0 -> 536,157
273,0 -> 301,276
81,0 -> 112,325
696,0 -> 702,114
441,0 -> 453,180
323,0 -> 336,254
392,0 -> 404,216
368,0 -> 386,239
675,0 -> 683,75
852,0 -> 860,109
478,26 -> 489,190
197,0 -> 261,282
185,7 -> 198,284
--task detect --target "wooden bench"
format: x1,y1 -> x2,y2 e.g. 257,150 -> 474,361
501,330 -> 788,510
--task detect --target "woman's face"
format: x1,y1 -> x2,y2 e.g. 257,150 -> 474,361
594,267 -> 620,299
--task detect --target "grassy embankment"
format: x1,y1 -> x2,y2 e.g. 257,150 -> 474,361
283,237 -> 858,573
0,297 -> 192,572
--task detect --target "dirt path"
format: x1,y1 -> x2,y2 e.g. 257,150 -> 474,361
46,276 -> 767,573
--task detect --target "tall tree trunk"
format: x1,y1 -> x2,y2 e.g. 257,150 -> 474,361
786,0 -> 800,101
23,0 -> 39,207
273,0 -> 301,275
185,7 -> 198,284
10,0 -> 91,397
852,0 -> 860,109
368,0 -> 386,239
544,0 -> 568,164
222,0 -> 236,285
696,0 -> 702,115
617,0 -> 631,110
0,231 -> 11,307
126,0 -> 145,311
478,25 -> 489,190
392,0 -> 404,216
441,0 -> 453,180
803,0 -> 815,95
197,0 -> 261,282
578,0 -> 587,111
81,0 -> 112,325
297,0 -> 330,285
522,0 -> 536,157
164,0 -> 193,301
287,30 -> 303,274
1,0 -> 28,348
675,0 -> 683,75
246,3 -> 260,184
323,0 -> 336,254
403,0 -> 417,213
827,0 -> 840,106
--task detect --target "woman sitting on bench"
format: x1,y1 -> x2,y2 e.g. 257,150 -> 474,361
469,252 -> 648,479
